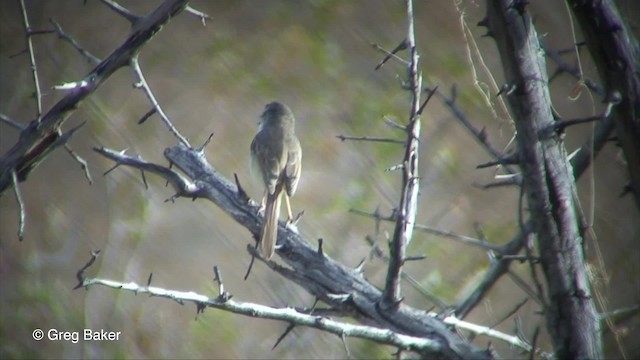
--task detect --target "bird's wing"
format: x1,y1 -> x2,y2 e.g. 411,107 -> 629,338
284,136 -> 302,196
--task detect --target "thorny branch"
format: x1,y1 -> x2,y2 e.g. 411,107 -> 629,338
0,0 -> 192,197
94,143 -> 491,359
73,251 -> 536,355
130,56 -> 191,147
382,0 -> 423,309
18,0 -> 43,120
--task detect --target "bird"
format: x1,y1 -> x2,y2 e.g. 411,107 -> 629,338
250,101 -> 302,259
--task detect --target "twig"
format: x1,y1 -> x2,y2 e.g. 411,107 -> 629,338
443,315 -> 542,355
455,227 -> 529,318
77,272 -> 454,355
11,170 -> 26,241
74,249 -> 101,289
0,113 -> 26,131
548,96 -> 618,134
336,135 -> 405,145
272,323 -> 296,350
64,144 -> 93,184
138,108 -> 157,124
93,146 -> 199,198
49,19 -> 101,65
489,298 -> 528,329
130,56 -> 191,147
473,176 -> 521,189
434,86 -> 517,175
414,224 -> 504,252
98,0 -> 140,23
352,208 -> 504,253
383,116 -> 407,131
185,6 -> 212,26
341,333 -> 352,358
372,40 -> 409,70
476,153 -> 519,168
417,86 -> 437,115
383,0 -> 422,308
364,231 -> 450,310
541,41 -> 603,96
212,266 -> 231,301
19,0 -> 43,120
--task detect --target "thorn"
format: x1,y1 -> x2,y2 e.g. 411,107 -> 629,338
373,39 -> 408,70
481,31 -> 495,38
385,163 -> 405,172
213,265 -> 231,301
138,108 -> 157,124
234,173 -> 250,203
140,169 -> 148,189
417,85 -> 438,115
288,210 -> 304,228
327,293 -> 351,302
195,302 -> 206,319
244,244 -> 258,281
74,249 -> 101,290
354,258 -> 366,274
497,83 -> 516,97
197,132 -> 214,152
404,255 -> 427,262
317,238 -> 325,257
272,323 -> 296,350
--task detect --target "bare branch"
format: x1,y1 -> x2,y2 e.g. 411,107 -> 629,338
78,271 -> 457,356
49,19 -> 101,65
383,116 -> 407,131
130,56 -> 191,147
0,0 -> 191,195
185,6 -> 213,26
443,316 -> 542,356
414,224 -> 504,252
11,170 -> 25,241
541,41 -> 604,96
0,113 -> 26,131
98,0 -> 140,23
74,250 -> 101,289
433,85 -> 517,175
363,235 -> 450,310
19,0 -> 43,120
64,144 -> 93,184
93,146 -> 199,199
336,135 -> 405,145
372,40 -> 409,70
383,0 -> 422,307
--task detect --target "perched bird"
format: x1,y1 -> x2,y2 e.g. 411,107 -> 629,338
250,102 -> 302,259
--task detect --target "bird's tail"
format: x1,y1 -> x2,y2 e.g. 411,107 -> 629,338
260,186 -> 282,260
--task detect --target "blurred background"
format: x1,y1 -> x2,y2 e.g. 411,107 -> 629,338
1,0 -> 639,358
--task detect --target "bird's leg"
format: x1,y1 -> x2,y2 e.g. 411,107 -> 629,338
284,192 -> 294,223
257,189 -> 267,216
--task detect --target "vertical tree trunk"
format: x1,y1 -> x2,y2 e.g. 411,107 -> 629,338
567,0 -> 640,211
485,1 -> 602,358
